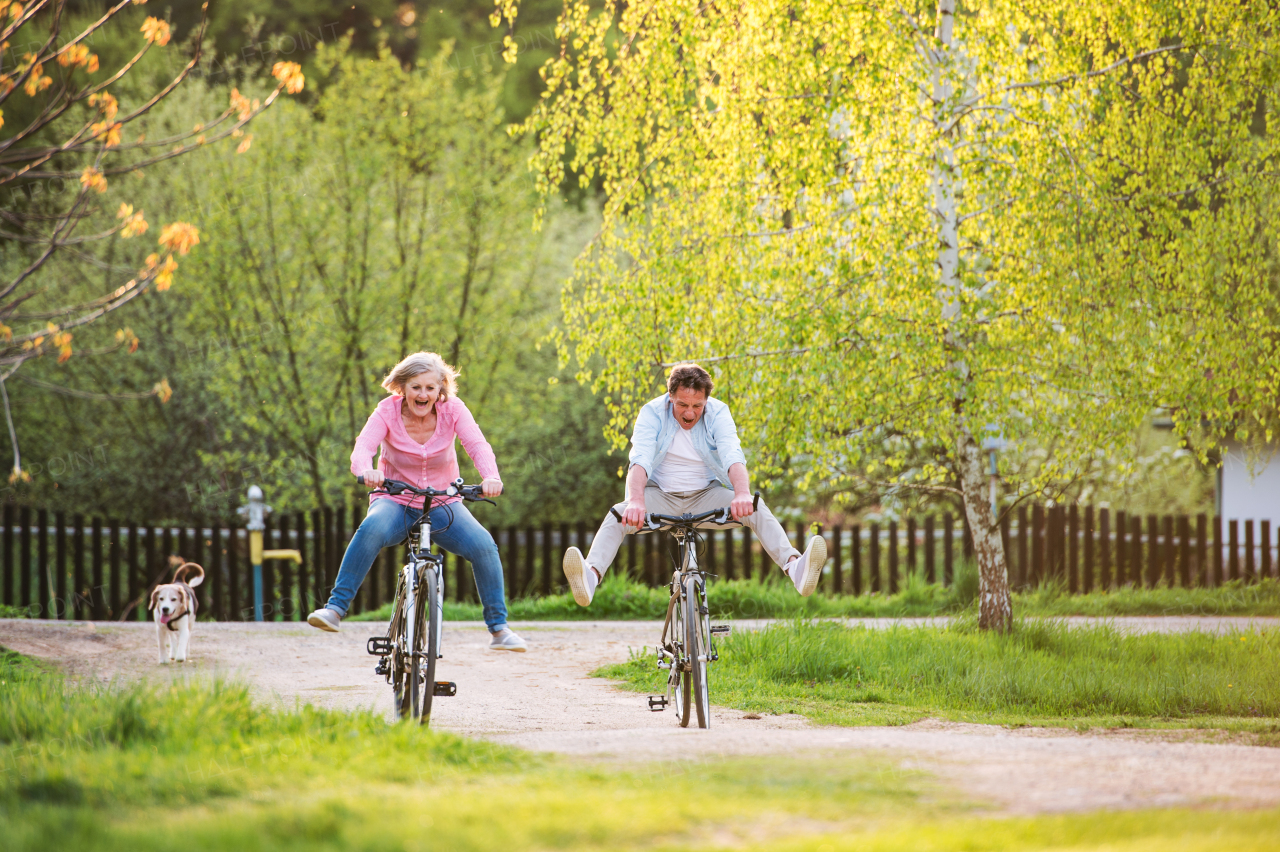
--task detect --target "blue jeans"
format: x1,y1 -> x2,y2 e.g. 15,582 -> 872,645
325,497 -> 509,632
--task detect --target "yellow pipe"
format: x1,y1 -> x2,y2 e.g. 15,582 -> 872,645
262,549 -> 303,564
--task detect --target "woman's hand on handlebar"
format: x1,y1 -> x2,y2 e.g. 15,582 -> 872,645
730,491 -> 755,521
481,477 -> 503,499
360,469 -> 385,488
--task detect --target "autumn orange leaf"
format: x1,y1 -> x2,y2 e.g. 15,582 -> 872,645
271,61 -> 305,94
140,17 -> 170,46
158,222 -> 199,255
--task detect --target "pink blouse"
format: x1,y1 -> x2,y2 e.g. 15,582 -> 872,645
350,395 -> 500,507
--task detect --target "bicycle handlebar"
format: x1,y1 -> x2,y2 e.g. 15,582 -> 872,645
609,491 -> 760,531
356,475 -> 495,505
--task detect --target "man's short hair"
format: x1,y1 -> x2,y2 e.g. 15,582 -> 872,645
667,363 -> 714,397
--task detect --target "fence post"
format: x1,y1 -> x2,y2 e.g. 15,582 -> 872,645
889,520 -> 901,594
943,514 -> 954,587
870,516 -> 880,591
1143,515 -> 1157,588
999,510 -> 1010,589
19,506 -> 32,611
1098,508 -> 1111,589
89,517 -> 104,619
503,527 -> 517,599
906,516 -> 917,582
1212,515 -> 1223,586
126,522 -> 140,621
1162,515 -> 1175,587
1114,510 -> 1127,587
524,527 -> 536,596
2,504 -> 13,607
1177,516 -> 1191,588
541,523 -> 552,595
1245,520 -> 1256,582
645,528 -> 657,587
1196,514 -> 1208,588
1068,505 -> 1079,593
107,522 -> 121,618
294,512 -> 308,618
723,528 -> 734,581
1029,504 -> 1044,587
1228,520 -> 1239,582
1082,505 -> 1094,593
923,516 -> 935,584
1015,505 -> 1028,588
1262,520 -> 1273,581
1134,512 -> 1146,586
37,509 -> 49,617
851,525 -> 862,594
55,512 -> 67,619
72,515 -> 85,618
832,525 -> 843,593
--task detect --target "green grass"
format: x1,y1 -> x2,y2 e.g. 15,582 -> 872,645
349,568 -> 1280,623
598,619 -> 1280,736
4,647 -> 1279,850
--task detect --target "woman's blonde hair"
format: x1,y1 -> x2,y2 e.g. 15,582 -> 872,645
380,352 -> 459,400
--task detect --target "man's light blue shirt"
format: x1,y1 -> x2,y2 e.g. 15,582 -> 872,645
628,394 -> 748,492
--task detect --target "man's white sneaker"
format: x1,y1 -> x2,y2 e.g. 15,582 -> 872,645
788,535 -> 827,597
489,628 -> 527,652
562,546 -> 598,606
307,607 -> 342,632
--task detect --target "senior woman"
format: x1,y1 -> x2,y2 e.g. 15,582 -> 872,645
307,352 -> 526,651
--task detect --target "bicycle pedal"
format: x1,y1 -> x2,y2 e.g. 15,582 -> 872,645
647,695 -> 668,711
433,681 -> 457,697
374,659 -> 390,676
710,624 -> 731,636
367,637 -> 393,656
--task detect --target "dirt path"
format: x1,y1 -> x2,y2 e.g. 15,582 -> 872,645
3,616 -> 1279,815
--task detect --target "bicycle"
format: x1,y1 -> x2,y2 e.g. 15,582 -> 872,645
611,492 -> 758,729
361,476 -> 494,724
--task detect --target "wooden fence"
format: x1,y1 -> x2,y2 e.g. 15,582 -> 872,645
0,504 -> 1276,621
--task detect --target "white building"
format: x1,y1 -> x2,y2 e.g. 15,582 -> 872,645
1218,440 -> 1280,524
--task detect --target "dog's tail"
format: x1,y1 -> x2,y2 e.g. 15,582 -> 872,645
173,562 -> 205,588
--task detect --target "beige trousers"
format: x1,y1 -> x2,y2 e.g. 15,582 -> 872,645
585,484 -> 801,575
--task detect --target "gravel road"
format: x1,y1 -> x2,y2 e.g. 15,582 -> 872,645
3,615 -> 1279,816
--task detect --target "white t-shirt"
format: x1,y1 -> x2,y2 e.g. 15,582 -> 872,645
653,427 -> 714,492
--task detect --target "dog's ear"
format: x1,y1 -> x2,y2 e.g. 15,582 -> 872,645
148,586 -> 160,611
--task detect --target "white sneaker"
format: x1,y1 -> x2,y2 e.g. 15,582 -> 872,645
489,628 -> 527,652
787,536 -> 827,597
562,546 -> 598,606
307,607 -> 342,632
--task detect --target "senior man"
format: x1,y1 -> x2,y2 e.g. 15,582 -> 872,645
562,363 -> 826,604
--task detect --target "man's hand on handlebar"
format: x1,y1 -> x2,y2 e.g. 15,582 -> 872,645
730,491 -> 755,521
481,477 -> 503,499
621,500 -> 646,527
360,469 -> 385,488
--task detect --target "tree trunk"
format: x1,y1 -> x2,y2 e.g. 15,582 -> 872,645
957,428 -> 1012,631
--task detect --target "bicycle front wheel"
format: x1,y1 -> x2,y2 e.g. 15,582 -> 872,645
414,566 -> 441,725
684,575 -> 710,729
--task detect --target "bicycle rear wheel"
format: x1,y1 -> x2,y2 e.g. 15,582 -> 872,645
413,565 -> 441,725
670,580 -> 693,727
684,575 -> 710,729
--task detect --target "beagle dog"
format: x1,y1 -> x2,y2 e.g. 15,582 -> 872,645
148,562 -> 204,664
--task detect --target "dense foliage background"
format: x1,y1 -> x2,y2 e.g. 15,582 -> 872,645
2,1 -> 1224,527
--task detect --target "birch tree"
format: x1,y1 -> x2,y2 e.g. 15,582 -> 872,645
498,0 -> 1280,629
